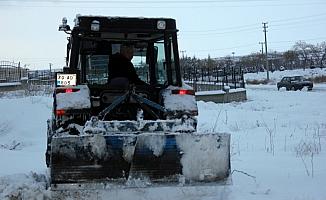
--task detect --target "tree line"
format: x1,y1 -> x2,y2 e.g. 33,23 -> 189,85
180,41 -> 326,78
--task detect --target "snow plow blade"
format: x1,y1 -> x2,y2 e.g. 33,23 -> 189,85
50,133 -> 230,185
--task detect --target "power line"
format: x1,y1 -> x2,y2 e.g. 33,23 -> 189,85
181,27 -> 260,37
270,37 -> 326,44
182,12 -> 326,36
1,0 -> 326,8
0,0 -> 288,4
186,43 -> 258,52
182,23 -> 259,33
269,12 -> 326,23
271,18 -> 326,28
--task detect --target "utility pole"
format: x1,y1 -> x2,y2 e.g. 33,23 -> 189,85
49,63 -> 53,79
259,42 -> 264,55
259,42 -> 264,74
180,50 -> 186,58
262,22 -> 269,80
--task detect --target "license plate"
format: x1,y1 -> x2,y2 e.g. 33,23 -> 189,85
56,74 -> 77,86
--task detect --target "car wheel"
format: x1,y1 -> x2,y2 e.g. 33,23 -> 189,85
286,87 -> 290,91
291,86 -> 295,91
277,86 -> 280,91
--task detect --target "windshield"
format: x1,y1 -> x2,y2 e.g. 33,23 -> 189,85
292,76 -> 304,81
78,39 -> 177,86
84,55 -> 109,85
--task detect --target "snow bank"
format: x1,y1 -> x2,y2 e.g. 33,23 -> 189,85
0,172 -> 50,200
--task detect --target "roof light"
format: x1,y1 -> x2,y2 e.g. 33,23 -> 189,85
91,20 -> 100,31
157,20 -> 166,30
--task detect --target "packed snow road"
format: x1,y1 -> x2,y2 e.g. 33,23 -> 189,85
0,84 -> 326,199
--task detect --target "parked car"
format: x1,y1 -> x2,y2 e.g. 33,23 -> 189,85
277,76 -> 313,91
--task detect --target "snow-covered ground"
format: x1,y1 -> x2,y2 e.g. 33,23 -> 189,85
1,70 -> 326,199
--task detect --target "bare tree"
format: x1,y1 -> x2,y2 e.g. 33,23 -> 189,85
318,42 -> 326,68
293,41 -> 316,70
283,50 -> 299,70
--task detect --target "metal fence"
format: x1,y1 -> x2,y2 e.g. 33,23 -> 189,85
183,67 -> 245,92
0,61 -> 28,83
0,61 -> 63,94
27,70 -> 58,86
1,60 -> 245,94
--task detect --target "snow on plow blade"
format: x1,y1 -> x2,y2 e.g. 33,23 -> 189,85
50,133 -> 230,184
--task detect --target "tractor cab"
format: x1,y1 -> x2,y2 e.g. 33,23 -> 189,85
56,16 -> 194,123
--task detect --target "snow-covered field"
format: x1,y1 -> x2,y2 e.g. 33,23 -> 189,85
1,69 -> 326,199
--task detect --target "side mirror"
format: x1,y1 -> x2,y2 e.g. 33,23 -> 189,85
59,17 -> 71,31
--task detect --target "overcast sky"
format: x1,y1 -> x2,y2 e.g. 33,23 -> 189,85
1,0 -> 326,69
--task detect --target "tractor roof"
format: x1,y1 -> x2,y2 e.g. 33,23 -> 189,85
73,15 -> 178,34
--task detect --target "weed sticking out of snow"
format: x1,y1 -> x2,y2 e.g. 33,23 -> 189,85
295,137 -> 321,177
0,140 -> 22,151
